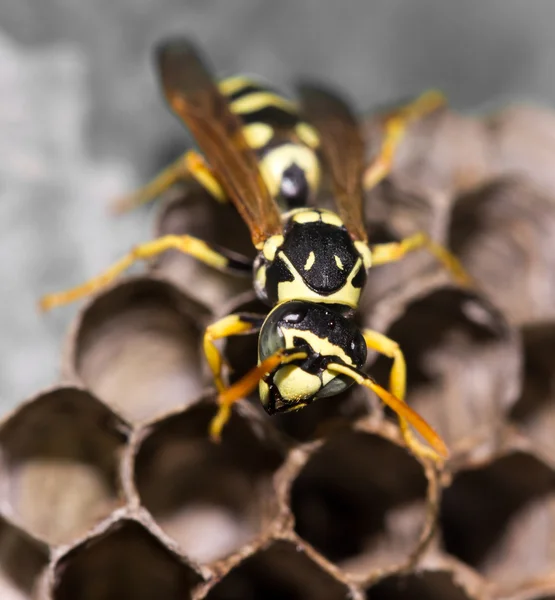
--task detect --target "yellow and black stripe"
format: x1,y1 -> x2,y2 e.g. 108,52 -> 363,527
220,76 -> 299,130
218,75 -> 322,209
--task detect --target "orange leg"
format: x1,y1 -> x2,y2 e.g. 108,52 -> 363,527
328,361 -> 448,463
209,349 -> 308,441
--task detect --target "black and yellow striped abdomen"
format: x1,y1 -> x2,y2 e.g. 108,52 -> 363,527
218,75 -> 322,209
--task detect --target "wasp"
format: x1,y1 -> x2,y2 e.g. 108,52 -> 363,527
41,39 -> 471,462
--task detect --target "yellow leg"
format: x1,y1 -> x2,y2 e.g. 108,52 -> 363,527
363,90 -> 446,192
110,150 -> 227,214
370,231 -> 473,287
39,234 -> 252,311
363,329 -> 442,462
209,349 -> 308,441
203,314 -> 264,393
327,361 -> 448,463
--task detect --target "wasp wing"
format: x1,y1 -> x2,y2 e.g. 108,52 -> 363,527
299,84 -> 368,243
156,38 -> 282,248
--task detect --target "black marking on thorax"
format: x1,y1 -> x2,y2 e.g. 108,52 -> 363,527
281,220 -> 358,294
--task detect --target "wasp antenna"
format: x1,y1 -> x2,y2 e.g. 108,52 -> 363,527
327,362 -> 449,462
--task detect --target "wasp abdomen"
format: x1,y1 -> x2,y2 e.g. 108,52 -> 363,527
218,76 -> 321,209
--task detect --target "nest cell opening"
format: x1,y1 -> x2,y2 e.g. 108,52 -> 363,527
440,450 -> 555,590
291,430 -> 429,577
53,519 -> 200,600
366,571 -> 474,600
371,287 -> 516,450
510,323 -> 555,457
73,278 -> 208,423
134,401 -> 284,564
152,185 -> 254,311
204,540 -> 351,600
0,388 -> 127,546
449,179 -> 555,325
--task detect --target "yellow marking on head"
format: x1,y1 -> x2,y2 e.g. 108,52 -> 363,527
259,145 -> 321,201
320,210 -> 344,227
355,241 -> 373,269
274,365 -> 321,402
241,122 -> 274,150
230,92 -> 297,115
262,235 -> 284,261
218,75 -> 256,96
304,251 -> 316,271
276,252 -> 364,309
283,328 -> 354,367
295,122 -> 320,149
334,255 -> 344,270
291,209 -> 321,224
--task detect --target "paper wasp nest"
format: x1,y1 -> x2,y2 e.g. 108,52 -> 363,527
3,102 -> 555,600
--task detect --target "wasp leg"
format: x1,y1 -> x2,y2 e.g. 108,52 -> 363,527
327,361 -> 448,463
39,235 -> 253,311
203,313 -> 264,393
111,149 -> 227,214
209,349 -> 308,441
363,329 -> 443,463
363,90 -> 446,192
370,231 -> 473,287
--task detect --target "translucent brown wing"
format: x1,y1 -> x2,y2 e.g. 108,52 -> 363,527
156,39 -> 282,248
299,84 -> 368,243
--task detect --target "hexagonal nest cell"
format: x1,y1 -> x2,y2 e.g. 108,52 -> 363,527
49,518 -> 202,600
290,426 -> 434,579
0,387 -> 128,546
200,539 -> 356,600
19,88 -> 555,599
65,277 -> 210,423
132,399 -> 284,565
365,570 -> 478,600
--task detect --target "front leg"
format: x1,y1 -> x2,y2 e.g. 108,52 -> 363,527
203,313 -> 265,393
208,347 -> 308,441
40,235 -> 253,311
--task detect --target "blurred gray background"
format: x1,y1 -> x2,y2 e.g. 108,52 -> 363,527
1,0 -> 553,413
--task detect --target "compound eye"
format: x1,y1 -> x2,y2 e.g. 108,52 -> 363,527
316,374 -> 353,399
258,302 -> 308,361
350,333 -> 367,366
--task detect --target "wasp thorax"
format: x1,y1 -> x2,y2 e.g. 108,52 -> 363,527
254,209 -> 369,309
258,301 -> 367,414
